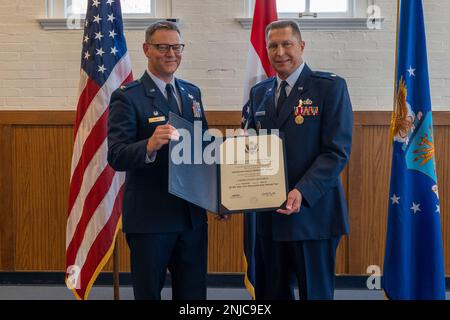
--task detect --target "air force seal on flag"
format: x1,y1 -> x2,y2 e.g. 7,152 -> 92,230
392,77 -> 422,147
405,111 -> 437,183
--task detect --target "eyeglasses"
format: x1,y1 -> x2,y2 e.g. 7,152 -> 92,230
147,43 -> 185,54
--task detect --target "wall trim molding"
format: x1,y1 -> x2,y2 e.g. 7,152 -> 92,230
37,18 -> 179,30
235,17 -> 384,31
1,110 -> 449,275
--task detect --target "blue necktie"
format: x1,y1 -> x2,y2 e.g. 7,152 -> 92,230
166,83 -> 180,115
276,80 -> 288,116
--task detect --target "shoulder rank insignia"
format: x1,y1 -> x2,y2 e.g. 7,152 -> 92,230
313,71 -> 336,81
120,79 -> 141,91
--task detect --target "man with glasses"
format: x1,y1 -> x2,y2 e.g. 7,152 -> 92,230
242,20 -> 353,300
107,21 -> 208,300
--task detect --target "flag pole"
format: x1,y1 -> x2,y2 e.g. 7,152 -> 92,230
113,237 -> 120,300
385,0 -> 400,301
390,0 -> 401,140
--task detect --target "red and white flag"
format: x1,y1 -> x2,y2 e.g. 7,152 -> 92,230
242,0 -> 278,105
242,0 -> 278,299
65,0 -> 132,300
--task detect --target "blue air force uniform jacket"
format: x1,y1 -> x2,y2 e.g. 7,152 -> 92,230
107,72 -> 208,234
244,64 -> 353,241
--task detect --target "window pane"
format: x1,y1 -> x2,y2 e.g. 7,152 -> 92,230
67,0 -> 87,15
310,0 -> 347,12
121,0 -> 151,14
68,0 -> 151,15
276,0 -> 305,13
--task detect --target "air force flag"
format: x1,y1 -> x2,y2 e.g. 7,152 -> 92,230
383,0 -> 446,300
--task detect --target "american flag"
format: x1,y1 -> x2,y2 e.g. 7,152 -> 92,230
65,0 -> 132,300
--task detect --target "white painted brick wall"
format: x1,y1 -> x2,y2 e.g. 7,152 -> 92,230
0,0 -> 449,110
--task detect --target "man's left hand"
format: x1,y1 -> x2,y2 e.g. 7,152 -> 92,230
277,189 -> 302,215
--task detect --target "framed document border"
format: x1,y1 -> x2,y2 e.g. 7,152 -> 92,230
218,132 -> 289,214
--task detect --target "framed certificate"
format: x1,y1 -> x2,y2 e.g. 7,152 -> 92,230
168,112 -> 288,214
218,134 -> 288,213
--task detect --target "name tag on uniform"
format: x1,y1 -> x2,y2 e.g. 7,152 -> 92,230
255,110 -> 266,116
148,116 -> 166,123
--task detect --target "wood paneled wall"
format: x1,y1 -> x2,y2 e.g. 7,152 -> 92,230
0,111 -> 449,275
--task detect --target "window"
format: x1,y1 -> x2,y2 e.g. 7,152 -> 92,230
45,0 -> 163,18
277,0 -> 353,18
277,0 -> 353,17
41,0 -> 173,30
245,0 -> 361,18
240,0 -> 381,30
66,0 -> 153,17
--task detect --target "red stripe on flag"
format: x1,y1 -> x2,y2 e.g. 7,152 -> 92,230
66,165 -> 116,268
73,79 -> 101,138
250,0 -> 278,78
73,185 -> 124,300
67,109 -> 108,216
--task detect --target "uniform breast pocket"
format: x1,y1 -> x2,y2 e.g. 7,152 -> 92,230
254,113 -> 268,129
140,114 -> 167,137
300,116 -> 321,126
291,115 -> 321,134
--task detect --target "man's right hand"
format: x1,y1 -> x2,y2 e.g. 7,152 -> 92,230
147,124 -> 179,154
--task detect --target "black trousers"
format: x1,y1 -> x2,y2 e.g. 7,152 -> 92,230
255,235 -> 341,300
126,223 -> 207,300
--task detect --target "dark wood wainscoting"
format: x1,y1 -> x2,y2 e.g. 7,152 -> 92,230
1,111 -> 449,275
